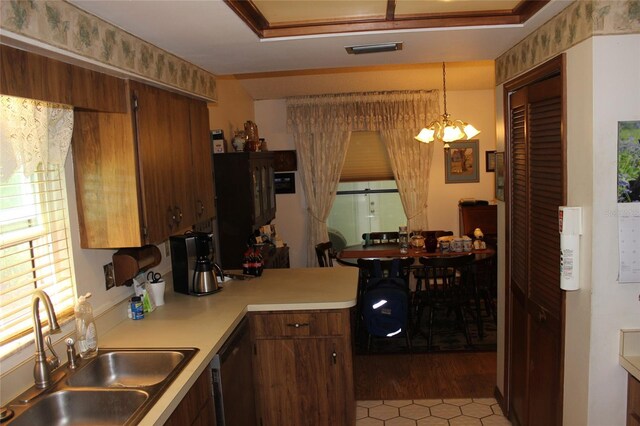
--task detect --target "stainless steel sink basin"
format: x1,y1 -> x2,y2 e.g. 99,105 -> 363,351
8,389 -> 148,426
67,349 -> 189,388
6,347 -> 198,425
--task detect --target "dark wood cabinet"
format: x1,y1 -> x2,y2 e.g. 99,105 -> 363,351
73,81 -> 214,248
628,374 -> 640,426
164,368 -> 216,426
250,310 -> 354,426
213,152 -> 276,269
459,204 -> 497,246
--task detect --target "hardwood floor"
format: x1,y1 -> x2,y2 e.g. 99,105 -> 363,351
353,351 -> 497,400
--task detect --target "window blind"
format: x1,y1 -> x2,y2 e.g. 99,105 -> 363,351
0,164 -> 75,353
341,131 -> 395,182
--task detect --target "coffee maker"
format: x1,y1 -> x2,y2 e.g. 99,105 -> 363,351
170,232 -> 224,296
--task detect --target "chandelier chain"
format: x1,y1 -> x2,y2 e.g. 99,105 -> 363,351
442,62 -> 447,116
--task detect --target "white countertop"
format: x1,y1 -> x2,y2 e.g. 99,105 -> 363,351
619,329 -> 640,381
99,267 -> 358,425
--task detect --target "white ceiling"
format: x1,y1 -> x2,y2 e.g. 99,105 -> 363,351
69,0 -> 572,77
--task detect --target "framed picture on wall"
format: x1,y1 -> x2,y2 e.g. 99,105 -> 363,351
486,150 -> 496,172
444,140 -> 480,183
495,152 -> 505,201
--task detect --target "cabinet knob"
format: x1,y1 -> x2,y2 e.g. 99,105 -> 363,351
166,207 -> 176,229
196,199 -> 205,216
173,206 -> 183,224
286,322 -> 309,328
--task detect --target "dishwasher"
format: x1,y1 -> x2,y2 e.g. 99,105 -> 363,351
211,316 -> 257,426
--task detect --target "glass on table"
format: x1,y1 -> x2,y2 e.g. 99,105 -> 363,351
409,229 -> 425,250
399,226 -> 409,254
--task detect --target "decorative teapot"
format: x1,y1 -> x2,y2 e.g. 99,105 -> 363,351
410,233 -> 425,249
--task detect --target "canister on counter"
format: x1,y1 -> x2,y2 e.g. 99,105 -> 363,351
129,296 -> 144,320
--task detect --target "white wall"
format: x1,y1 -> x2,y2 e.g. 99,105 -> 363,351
255,89 -> 496,267
585,34 -> 640,425
563,38 -> 594,426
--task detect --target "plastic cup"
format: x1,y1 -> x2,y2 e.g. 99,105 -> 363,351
148,280 -> 165,306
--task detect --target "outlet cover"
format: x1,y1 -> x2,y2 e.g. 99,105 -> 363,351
104,262 -> 115,290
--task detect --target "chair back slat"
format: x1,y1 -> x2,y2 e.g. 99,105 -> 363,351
315,241 -> 335,267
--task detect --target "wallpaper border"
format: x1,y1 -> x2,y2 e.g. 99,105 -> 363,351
0,0 -> 217,101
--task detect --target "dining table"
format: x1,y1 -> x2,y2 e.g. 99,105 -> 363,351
336,242 -> 495,267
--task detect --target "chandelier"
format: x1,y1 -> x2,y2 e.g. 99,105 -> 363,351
415,62 -> 480,148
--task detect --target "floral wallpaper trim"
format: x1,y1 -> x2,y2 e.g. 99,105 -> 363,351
0,0 -> 217,101
496,0 -> 640,85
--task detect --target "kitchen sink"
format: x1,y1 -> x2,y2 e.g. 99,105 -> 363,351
6,347 -> 198,425
8,389 -> 148,426
67,349 -> 190,388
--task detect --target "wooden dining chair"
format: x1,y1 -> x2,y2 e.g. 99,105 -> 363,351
356,257 -> 414,353
362,231 -> 400,246
413,230 -> 454,292
314,241 -> 335,267
415,253 -> 478,350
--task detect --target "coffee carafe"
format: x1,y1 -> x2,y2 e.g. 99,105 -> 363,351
192,256 -> 216,294
170,232 -> 225,296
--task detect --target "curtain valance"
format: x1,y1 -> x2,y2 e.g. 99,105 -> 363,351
0,95 -> 74,180
287,90 -> 439,134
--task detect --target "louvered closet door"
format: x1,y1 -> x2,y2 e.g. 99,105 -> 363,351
507,70 -> 565,426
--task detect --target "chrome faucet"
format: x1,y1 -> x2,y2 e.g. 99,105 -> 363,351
32,289 -> 61,389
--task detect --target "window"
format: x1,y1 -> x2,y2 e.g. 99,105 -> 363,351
328,132 -> 406,247
0,96 -> 76,358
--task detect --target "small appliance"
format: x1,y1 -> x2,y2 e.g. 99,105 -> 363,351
170,232 -> 225,296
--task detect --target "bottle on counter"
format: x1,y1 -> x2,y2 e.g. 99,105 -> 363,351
74,293 -> 98,359
130,296 -> 144,320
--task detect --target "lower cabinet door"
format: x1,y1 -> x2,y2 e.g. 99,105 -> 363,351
254,337 -> 352,426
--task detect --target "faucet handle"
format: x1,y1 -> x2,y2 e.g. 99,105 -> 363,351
65,338 -> 79,370
45,335 -> 59,370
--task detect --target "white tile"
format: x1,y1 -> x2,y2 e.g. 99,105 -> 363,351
491,403 -> 504,416
399,403 -> 431,420
430,403 -> 463,419
369,404 -> 400,420
385,399 -> 414,407
356,405 -> 369,420
443,398 -> 474,406
417,416 -> 449,426
481,414 -> 512,425
356,417 -> 384,426
414,399 -> 443,407
461,402 -> 494,418
450,415 -> 483,425
358,400 -> 384,408
386,416 -> 418,426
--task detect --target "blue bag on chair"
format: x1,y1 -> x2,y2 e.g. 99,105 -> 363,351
361,259 -> 408,337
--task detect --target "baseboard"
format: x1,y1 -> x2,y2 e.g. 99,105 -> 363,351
494,386 -> 507,416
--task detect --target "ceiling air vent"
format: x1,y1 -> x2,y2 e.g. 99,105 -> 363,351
345,42 -> 403,55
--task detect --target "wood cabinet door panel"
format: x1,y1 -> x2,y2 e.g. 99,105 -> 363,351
252,311 -> 345,338
167,92 -> 196,231
131,81 -> 175,243
72,109 -> 144,248
189,100 -> 215,221
254,338 -> 351,426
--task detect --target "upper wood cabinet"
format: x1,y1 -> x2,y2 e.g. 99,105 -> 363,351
189,99 -> 216,222
72,81 -> 214,248
0,44 -> 127,112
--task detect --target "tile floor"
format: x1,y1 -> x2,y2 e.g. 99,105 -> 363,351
356,398 -> 511,425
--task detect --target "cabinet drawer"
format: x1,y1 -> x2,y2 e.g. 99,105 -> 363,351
251,311 -> 347,338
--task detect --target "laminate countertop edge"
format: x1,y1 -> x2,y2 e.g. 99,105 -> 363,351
98,267 -> 359,425
620,329 -> 640,381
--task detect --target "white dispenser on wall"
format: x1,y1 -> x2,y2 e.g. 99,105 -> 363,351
559,206 -> 583,291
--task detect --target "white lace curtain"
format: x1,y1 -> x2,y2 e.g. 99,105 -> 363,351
0,95 -> 74,181
287,90 -> 439,266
